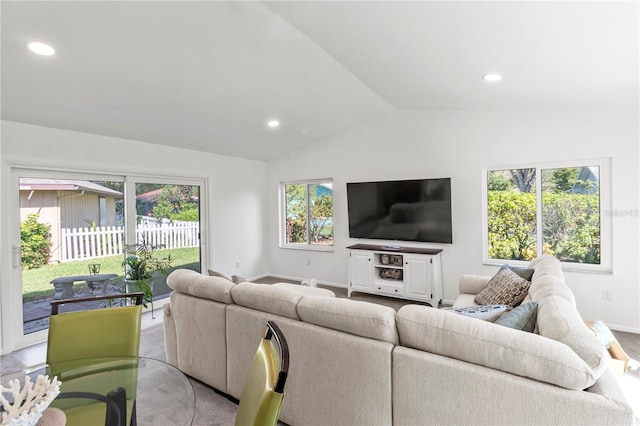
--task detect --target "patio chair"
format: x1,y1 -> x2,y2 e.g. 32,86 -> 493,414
46,293 -> 144,426
235,320 -> 290,426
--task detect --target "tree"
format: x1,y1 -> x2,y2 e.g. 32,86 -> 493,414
487,171 -> 512,191
152,185 -> 199,220
542,168 -> 579,194
509,169 -> 536,193
285,184 -> 307,244
284,183 -> 333,244
309,191 -> 333,243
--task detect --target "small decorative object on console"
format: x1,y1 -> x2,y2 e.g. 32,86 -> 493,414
0,374 -> 61,426
380,268 -> 403,280
389,255 -> 403,266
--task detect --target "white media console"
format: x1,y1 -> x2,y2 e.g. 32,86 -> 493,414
347,244 -> 443,308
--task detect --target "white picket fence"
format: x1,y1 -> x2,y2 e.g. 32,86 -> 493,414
59,219 -> 199,262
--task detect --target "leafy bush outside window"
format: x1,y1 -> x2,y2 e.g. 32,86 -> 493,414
20,213 -> 52,270
282,180 -> 333,248
486,161 -> 607,269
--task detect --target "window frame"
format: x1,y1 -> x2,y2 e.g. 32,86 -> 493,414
482,158 -> 612,273
279,178 -> 334,252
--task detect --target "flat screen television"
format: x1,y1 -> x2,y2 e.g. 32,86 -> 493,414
346,178 -> 452,244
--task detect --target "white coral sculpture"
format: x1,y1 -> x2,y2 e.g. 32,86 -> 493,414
0,374 -> 61,426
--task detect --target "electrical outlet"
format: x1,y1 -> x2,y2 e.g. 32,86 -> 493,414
235,261 -> 240,268
306,259 -> 311,266
602,289 -> 612,300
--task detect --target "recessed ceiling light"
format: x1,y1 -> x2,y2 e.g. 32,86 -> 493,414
483,73 -> 502,82
267,120 -> 280,128
27,41 -> 55,56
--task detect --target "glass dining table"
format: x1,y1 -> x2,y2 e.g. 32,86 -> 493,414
1,356 -> 194,425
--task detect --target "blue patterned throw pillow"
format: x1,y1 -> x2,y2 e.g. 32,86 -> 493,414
495,302 -> 538,332
452,304 -> 511,322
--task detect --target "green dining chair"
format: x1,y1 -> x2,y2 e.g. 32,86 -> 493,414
235,321 -> 290,426
46,293 -> 144,426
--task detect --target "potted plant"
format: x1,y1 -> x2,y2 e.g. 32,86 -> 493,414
123,236 -> 173,309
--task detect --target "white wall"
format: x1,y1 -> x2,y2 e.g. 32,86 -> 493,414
267,110 -> 640,332
1,121 -> 268,277
1,121 -> 268,352
0,127 -> 3,354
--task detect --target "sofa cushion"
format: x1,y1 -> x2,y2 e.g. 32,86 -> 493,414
474,267 -> 531,307
230,282 -> 306,320
297,296 -> 399,344
450,304 -> 511,322
272,283 -> 336,298
207,269 -> 232,282
536,295 -> 608,380
167,269 -> 234,304
529,277 -> 576,305
495,302 -> 538,332
452,293 -> 477,309
396,304 -> 602,390
528,255 -> 574,307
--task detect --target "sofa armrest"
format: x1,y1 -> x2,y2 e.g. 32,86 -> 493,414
459,275 -> 491,295
163,303 -> 178,366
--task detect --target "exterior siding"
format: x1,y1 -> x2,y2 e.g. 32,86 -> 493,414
20,190 -> 119,263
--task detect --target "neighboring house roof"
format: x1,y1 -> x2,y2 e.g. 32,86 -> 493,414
571,166 -> 599,194
136,189 -> 199,203
136,188 -> 163,203
19,178 -> 123,198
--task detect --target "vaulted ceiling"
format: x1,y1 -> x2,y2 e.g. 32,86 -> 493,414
2,1 -> 637,161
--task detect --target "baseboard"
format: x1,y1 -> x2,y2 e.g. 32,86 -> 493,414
606,323 -> 640,334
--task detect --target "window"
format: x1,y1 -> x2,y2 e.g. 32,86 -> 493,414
281,180 -> 333,249
484,159 -> 610,271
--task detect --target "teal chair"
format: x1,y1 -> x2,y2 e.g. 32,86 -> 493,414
235,321 -> 290,426
46,293 -> 143,426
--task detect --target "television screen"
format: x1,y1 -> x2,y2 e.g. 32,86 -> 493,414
346,178 -> 452,244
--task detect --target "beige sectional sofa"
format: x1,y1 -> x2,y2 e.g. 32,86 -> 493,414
163,256 -> 634,425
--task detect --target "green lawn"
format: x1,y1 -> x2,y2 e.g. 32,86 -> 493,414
22,247 -> 200,302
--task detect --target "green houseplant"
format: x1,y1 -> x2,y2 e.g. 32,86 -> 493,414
123,236 -> 173,308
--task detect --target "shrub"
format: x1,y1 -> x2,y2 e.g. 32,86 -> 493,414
286,217 -> 306,244
169,208 -> 199,222
542,192 -> 600,263
21,214 -> 52,269
487,190 -> 537,260
488,190 -> 600,264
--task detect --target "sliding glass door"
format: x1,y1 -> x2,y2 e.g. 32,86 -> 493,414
130,180 -> 201,303
6,168 -> 206,351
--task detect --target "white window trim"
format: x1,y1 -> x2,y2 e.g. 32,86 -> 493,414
279,178 -> 334,252
482,158 -> 612,273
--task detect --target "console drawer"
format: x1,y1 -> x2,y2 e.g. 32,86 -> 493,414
374,282 -> 404,297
